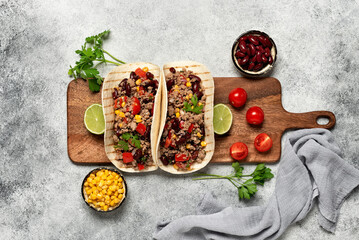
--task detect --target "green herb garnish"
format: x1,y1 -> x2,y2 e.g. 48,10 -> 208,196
193,162 -> 274,200
68,30 -> 126,92
184,94 -> 204,114
121,133 -> 141,149
114,140 -> 129,151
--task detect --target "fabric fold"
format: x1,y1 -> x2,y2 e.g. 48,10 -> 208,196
154,129 -> 359,239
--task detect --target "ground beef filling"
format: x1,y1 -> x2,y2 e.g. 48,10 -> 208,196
160,68 -> 206,170
112,69 -> 158,170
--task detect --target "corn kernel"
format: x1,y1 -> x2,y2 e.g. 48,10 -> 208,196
118,177 -> 123,182
91,194 -> 97,200
114,191 -> 119,196
121,102 -> 126,107
201,141 -> 207,147
197,132 -> 202,138
115,175 -> 120,180
186,82 -> 192,87
105,199 -> 110,205
114,198 -> 120,203
136,86 -> 140,91
103,205 -> 109,211
84,182 -> 89,187
87,177 -> 92,183
186,96 -> 189,100
86,190 -> 92,195
119,123 -> 123,128
135,115 -> 142,123
90,174 -> 95,178
118,183 -> 123,189
142,67 -> 149,72
87,199 -> 92,203
111,195 -> 115,200
118,194 -> 123,199
173,164 -> 179,170
119,112 -> 125,118
191,106 -> 194,109
118,188 -> 124,194
115,110 -> 120,115
110,200 -> 116,207
99,202 -> 105,207
176,112 -> 180,118
101,189 -> 107,195
186,78 -> 190,81
107,175 -> 113,180
186,143 -> 191,149
107,190 -> 112,196
89,183 -> 94,187
174,85 -> 179,89
101,174 -> 107,180
198,102 -> 202,106
189,93 -> 193,98
175,108 -> 180,112
136,79 -> 142,85
109,185 -> 116,191
172,134 -> 177,139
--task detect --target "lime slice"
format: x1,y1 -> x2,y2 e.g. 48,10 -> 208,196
84,104 -> 105,135
213,104 -> 233,135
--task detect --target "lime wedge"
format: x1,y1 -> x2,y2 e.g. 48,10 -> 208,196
213,104 -> 233,135
84,104 -> 105,135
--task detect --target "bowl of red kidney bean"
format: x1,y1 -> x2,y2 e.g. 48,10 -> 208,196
232,30 -> 277,77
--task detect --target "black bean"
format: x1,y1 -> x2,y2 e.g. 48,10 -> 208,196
125,82 -> 131,97
112,88 -> 118,99
133,149 -> 143,161
130,72 -> 136,79
160,156 -> 169,165
171,118 -> 180,132
196,91 -> 203,100
166,79 -> 175,90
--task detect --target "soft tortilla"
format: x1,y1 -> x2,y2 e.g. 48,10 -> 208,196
155,61 -> 215,174
102,62 -> 163,172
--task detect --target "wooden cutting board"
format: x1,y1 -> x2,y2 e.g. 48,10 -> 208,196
67,77 -> 335,164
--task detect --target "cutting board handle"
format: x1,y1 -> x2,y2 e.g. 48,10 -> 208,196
284,111 -> 336,130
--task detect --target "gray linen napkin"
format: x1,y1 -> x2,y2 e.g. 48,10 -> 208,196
154,129 -> 359,240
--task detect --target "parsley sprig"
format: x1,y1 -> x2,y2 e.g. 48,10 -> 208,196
121,133 -> 141,149
184,94 -> 204,114
193,162 -> 274,200
68,30 -> 126,92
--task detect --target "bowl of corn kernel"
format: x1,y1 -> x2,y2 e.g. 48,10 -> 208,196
82,168 -> 127,212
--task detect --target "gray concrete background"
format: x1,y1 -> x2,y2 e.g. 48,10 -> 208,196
1,0 -> 359,239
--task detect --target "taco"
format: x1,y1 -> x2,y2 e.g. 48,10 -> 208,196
102,63 -> 162,172
156,61 -> 215,174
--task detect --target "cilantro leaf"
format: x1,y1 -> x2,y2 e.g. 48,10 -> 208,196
114,140 -> 129,151
183,94 -> 203,114
122,133 -> 131,141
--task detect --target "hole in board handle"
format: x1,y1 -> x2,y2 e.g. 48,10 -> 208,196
316,116 -> 330,126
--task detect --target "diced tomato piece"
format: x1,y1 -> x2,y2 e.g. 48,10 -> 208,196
179,74 -> 186,82
138,86 -> 145,96
175,153 -> 189,162
164,123 -> 169,130
114,98 -> 120,109
123,152 -> 133,163
164,136 -> 172,148
188,123 -> 194,133
123,118 -> 128,124
136,123 -> 147,136
135,68 -> 147,79
179,121 -> 185,129
132,97 -> 141,115
137,163 -> 144,171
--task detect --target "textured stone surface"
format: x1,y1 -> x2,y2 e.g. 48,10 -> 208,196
1,0 -> 359,239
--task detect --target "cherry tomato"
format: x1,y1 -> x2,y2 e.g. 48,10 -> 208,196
137,163 -> 145,171
135,123 -> 146,136
230,142 -> 248,161
123,152 -> 134,163
228,88 -> 247,108
132,97 -> 141,115
135,68 -> 147,79
175,153 -> 189,162
254,133 -> 273,152
246,106 -> 264,125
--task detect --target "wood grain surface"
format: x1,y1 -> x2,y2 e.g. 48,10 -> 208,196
67,77 -> 335,164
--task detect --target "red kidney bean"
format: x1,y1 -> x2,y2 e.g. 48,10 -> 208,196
263,37 -> 272,48
239,36 -> 248,42
256,52 -> 262,63
171,118 -> 180,132
268,56 -> 273,64
246,47 -> 251,56
235,51 -> 246,58
188,74 -> 201,82
256,45 -> 264,53
264,47 -> 271,57
262,55 -> 268,63
130,72 -> 137,79
251,55 -> 257,63
248,44 -> 256,56
240,55 -> 249,66
125,82 -> 131,96
160,155 -> 169,165
248,62 -> 255,70
258,36 -> 266,46
248,36 -> 259,45
192,81 -> 200,93
133,149 -> 143,161
119,78 -> 128,90
166,79 -> 174,90
146,71 -> 154,80
112,88 -> 118,99
196,91 -> 203,100
192,150 -> 199,160
169,67 -> 176,73
239,41 -> 247,53
254,63 -> 263,71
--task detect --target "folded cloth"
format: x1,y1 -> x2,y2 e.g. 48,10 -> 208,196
154,129 -> 359,240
